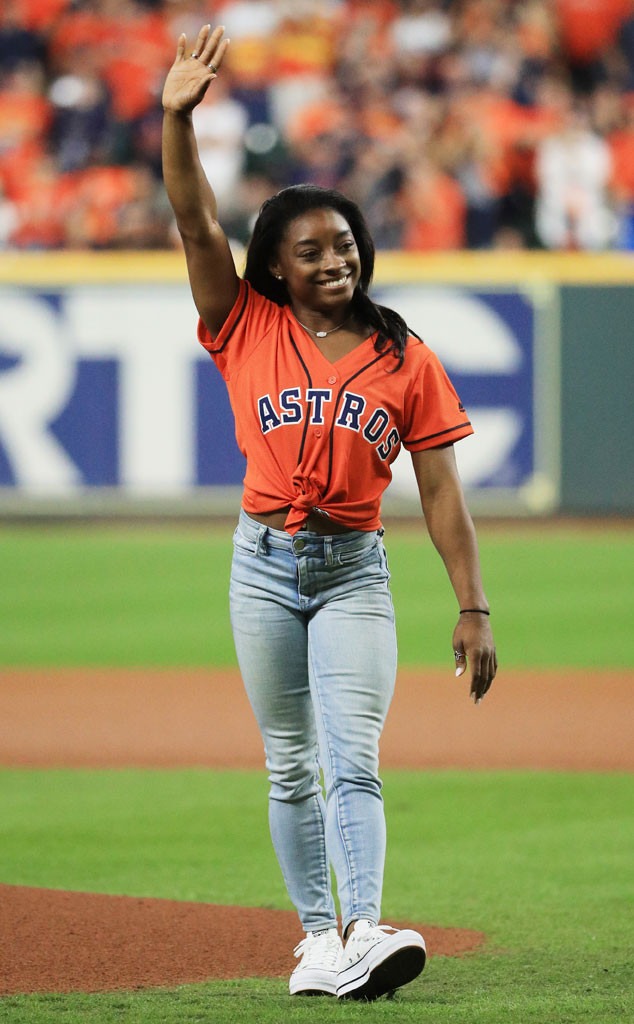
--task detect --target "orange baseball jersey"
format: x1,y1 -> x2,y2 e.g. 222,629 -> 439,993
198,280 -> 473,534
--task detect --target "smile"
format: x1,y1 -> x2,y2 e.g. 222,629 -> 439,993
320,275 -> 350,288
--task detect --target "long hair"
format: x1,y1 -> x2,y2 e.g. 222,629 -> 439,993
243,184 -> 409,368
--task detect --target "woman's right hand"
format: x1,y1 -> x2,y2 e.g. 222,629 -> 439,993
162,25 -> 230,114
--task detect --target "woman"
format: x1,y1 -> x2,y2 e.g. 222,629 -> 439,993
162,24 -> 497,1002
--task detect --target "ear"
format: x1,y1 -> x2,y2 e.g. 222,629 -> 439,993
270,267 -> 283,281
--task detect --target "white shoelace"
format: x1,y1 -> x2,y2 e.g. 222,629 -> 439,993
353,923 -> 395,942
293,930 -> 341,969
343,922 -> 397,960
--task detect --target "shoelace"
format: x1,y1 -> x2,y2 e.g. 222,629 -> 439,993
344,923 -> 397,957
293,932 -> 341,969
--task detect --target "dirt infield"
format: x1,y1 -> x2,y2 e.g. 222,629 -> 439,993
1,665 -> 632,996
0,884 -> 485,996
1,666 -> 632,771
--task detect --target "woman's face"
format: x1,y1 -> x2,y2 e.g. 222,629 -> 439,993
270,207 -> 362,314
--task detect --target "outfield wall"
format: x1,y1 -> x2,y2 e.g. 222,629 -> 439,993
0,251 -> 632,517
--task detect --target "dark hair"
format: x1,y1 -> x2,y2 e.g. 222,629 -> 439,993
243,184 -> 409,368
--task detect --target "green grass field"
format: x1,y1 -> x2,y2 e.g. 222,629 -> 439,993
1,521 -> 633,667
1,522 -> 633,1023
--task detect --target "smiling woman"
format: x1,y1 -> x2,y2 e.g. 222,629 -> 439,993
162,22 -> 496,1003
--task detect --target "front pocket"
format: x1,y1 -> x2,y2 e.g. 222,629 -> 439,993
232,527 -> 258,556
335,538 -> 379,566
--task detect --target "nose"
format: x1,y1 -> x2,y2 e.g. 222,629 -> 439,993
323,251 -> 347,273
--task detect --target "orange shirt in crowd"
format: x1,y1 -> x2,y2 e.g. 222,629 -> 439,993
9,159 -> 74,247
609,117 -> 634,201
47,10 -> 112,65
286,98 -> 351,147
47,7 -> 172,120
12,0 -> 71,31
339,0 -> 398,30
400,166 -> 466,251
0,88 -> 51,152
554,0 -> 631,62
67,165 -> 138,247
454,91 -> 534,197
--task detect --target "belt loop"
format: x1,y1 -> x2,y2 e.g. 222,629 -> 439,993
254,525 -> 269,557
324,536 -> 334,567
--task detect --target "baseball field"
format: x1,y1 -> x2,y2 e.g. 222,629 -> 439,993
1,518 -> 633,1023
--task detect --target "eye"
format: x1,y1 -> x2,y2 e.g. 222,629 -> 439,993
339,239 -> 355,252
299,249 -> 320,260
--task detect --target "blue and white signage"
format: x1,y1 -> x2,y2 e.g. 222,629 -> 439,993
0,281 -> 558,512
374,284 -> 558,511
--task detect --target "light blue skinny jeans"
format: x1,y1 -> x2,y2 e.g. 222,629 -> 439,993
229,509 -> 398,935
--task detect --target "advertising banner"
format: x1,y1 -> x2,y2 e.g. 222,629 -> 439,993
0,278 -> 558,514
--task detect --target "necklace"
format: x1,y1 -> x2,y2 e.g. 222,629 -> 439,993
295,315 -> 351,339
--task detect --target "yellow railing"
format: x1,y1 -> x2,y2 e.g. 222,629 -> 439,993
2,249 -> 634,286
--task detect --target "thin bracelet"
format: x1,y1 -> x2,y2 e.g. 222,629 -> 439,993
459,608 -> 490,615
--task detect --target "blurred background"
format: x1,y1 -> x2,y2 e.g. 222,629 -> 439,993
0,0 -> 633,519
4,0 -> 634,252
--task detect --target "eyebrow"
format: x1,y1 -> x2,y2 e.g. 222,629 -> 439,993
292,230 -> 354,249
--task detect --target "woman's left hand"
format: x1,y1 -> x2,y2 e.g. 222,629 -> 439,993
452,612 -> 497,704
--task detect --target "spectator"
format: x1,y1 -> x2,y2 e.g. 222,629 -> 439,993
214,0 -> 280,123
10,155 -> 72,248
0,63 -> 52,207
399,155 -> 467,250
0,180 -> 19,248
0,1 -> 46,72
607,92 -> 634,246
48,67 -> 112,172
2,0 -> 634,252
535,94 -> 616,249
192,77 -> 249,211
268,3 -> 338,131
389,0 -> 453,87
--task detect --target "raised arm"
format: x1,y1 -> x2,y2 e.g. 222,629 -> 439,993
411,445 -> 497,703
162,25 -> 240,334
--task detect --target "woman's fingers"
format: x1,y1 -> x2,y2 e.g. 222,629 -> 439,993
192,24 -> 211,58
469,649 -> 497,704
198,25 -> 229,70
454,646 -> 466,678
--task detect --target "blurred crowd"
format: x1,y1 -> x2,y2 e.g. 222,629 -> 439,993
3,0 -> 634,252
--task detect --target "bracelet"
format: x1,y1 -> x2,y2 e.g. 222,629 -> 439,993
459,608 -> 490,615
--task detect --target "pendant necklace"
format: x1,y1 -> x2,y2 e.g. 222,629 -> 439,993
295,315 -> 351,339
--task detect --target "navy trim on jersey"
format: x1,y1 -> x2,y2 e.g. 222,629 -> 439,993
288,330 -> 313,462
324,352 -> 389,492
203,285 -> 249,354
405,420 -> 472,446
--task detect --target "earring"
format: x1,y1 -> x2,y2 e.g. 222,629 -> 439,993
275,274 -> 283,280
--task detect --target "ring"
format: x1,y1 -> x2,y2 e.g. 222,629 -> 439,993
190,52 -> 199,59
454,650 -> 464,660
208,63 -> 217,73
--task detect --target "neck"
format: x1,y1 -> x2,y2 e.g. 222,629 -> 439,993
292,309 -> 353,338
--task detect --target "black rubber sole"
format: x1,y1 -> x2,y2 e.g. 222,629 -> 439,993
291,989 -> 336,997
339,945 -> 426,1001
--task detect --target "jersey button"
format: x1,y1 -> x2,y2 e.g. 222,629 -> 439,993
328,375 -> 337,385
314,429 -> 322,438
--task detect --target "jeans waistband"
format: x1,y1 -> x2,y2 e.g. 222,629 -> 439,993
238,508 -> 381,555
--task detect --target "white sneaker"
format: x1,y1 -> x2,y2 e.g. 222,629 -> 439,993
336,920 -> 426,1000
289,927 -> 343,996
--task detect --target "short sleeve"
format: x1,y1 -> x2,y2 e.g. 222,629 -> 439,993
402,346 -> 473,451
197,280 -> 281,379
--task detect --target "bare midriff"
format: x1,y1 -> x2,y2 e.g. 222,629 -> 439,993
247,507 -> 357,535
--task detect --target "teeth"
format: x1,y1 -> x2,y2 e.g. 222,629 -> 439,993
323,276 -> 348,287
